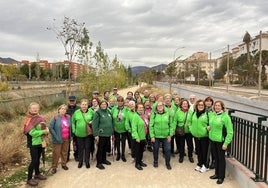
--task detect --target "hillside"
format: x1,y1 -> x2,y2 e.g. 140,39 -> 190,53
0,57 -> 18,64
131,64 -> 167,75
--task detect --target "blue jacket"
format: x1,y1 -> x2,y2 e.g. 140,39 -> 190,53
49,114 -> 71,144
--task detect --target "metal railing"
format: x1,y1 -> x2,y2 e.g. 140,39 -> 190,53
228,108 -> 268,184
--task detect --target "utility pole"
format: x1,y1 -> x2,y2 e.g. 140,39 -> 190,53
258,30 -> 262,96
209,52 -> 212,88
197,59 -> 200,86
28,61 -> 31,80
227,44 -> 230,92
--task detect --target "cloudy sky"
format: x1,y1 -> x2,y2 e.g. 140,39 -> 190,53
1,0 -> 268,67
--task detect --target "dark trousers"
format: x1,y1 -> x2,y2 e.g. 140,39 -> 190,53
211,141 -> 226,179
77,135 -> 93,164
130,134 -> 136,158
153,138 -> 171,165
194,137 -> 209,167
114,131 -> 127,157
170,135 -> 176,154
135,140 -> 146,166
96,136 -> 110,164
178,133 -> 193,158
28,146 -> 42,180
127,132 -> 132,149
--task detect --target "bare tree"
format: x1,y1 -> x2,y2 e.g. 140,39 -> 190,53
47,17 -> 86,81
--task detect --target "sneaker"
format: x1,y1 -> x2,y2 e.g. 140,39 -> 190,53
34,174 -> 47,180
199,165 -> 209,173
27,179 -> 38,186
194,165 -> 201,171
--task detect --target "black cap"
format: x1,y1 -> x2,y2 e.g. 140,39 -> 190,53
68,95 -> 76,101
92,90 -> 99,94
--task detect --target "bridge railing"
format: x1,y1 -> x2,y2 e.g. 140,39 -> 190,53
228,108 -> 268,184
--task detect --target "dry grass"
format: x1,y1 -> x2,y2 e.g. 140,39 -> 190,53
0,117 -> 27,172
0,109 -> 56,176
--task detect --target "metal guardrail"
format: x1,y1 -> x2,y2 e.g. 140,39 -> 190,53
228,108 -> 268,184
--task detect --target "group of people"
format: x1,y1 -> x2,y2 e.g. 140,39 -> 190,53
23,87 -> 233,186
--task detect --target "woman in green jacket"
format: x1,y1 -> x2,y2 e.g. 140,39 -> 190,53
173,98 -> 194,163
189,99 -> 209,173
23,102 -> 49,186
111,96 -> 129,162
125,100 -> 136,159
72,99 -> 93,169
208,100 -> 233,185
132,103 -> 147,170
149,102 -> 173,170
93,100 -> 113,170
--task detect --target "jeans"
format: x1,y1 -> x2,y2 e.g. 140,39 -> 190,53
153,138 -> 171,165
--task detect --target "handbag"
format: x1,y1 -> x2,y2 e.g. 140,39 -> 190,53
82,113 -> 93,135
175,126 -> 184,136
175,111 -> 188,136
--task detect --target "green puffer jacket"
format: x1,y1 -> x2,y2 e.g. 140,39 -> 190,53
125,110 -> 136,133
72,109 -> 93,138
92,108 -> 113,137
131,113 -> 146,141
149,111 -> 174,138
208,111 -> 233,146
27,124 -> 45,147
173,108 -> 191,134
111,106 -> 128,133
188,110 -> 209,138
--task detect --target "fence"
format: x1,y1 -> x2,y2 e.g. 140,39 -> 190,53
228,108 -> 268,184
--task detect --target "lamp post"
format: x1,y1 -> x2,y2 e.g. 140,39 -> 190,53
258,30 -> 262,96
173,46 -> 186,61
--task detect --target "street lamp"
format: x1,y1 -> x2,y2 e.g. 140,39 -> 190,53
173,46 -> 186,61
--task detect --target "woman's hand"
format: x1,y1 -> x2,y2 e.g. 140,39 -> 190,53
206,126 -> 211,131
44,127 -> 49,135
222,144 -> 227,150
151,138 -> 155,143
167,136 -> 171,142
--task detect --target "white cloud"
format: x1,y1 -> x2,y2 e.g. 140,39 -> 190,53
0,0 -> 268,67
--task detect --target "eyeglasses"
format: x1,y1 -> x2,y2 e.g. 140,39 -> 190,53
198,104 -> 204,106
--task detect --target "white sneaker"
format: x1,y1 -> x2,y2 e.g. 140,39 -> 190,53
195,165 -> 201,171
199,165 -> 209,173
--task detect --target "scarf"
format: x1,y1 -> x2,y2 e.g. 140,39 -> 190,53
23,113 -> 46,135
140,113 -> 149,135
196,109 -> 206,118
117,107 -> 123,121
